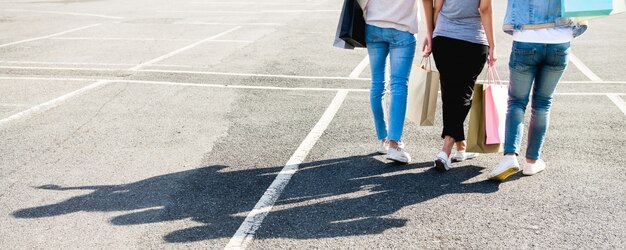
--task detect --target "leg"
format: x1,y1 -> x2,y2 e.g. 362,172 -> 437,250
386,29 -> 416,142
366,25 -> 390,141
504,42 -> 540,156
490,41 -> 541,181
432,37 -> 487,155
526,42 -> 570,161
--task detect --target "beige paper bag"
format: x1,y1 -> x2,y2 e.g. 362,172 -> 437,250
406,59 -> 440,126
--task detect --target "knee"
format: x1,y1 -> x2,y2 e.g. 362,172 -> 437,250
531,95 -> 553,112
370,82 -> 386,97
390,79 -> 408,96
508,96 -> 529,110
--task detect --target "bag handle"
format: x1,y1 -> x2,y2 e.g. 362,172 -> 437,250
420,56 -> 433,71
483,63 -> 506,86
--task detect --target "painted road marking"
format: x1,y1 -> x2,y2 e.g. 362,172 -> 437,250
0,103 -> 31,108
0,61 -> 212,69
569,53 -> 603,82
0,24 -> 102,49
160,10 -> 339,14
173,22 -> 285,26
0,9 -> 123,19
189,1 -> 319,6
0,65 -> 372,81
0,77 -> 370,92
349,55 -> 370,79
0,80 -> 110,128
607,94 -> 626,116
225,90 -> 349,250
51,37 -> 253,43
128,26 -> 241,71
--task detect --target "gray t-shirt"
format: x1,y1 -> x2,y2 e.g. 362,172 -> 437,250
433,0 -> 488,46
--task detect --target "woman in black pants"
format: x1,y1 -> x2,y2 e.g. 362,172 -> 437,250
422,0 -> 496,171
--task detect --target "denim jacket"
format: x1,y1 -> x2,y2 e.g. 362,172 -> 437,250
503,0 -> 588,38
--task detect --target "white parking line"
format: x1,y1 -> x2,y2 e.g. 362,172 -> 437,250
120,79 -> 370,92
174,22 -> 285,26
1,76 -> 624,96
349,55 -> 370,78
129,26 -> 242,71
0,103 -> 31,108
0,65 -> 373,80
0,61 -> 212,69
0,9 -> 123,19
51,37 -> 253,43
225,90 -> 349,250
52,37 -> 197,41
161,10 -> 339,14
0,80 -> 110,128
607,94 -> 626,116
189,1 -> 319,5
569,53 -> 603,82
140,69 -> 372,81
0,23 -> 102,49
5,65 -> 626,84
0,76 -> 371,92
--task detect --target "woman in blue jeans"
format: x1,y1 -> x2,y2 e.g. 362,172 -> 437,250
364,0 -> 420,163
489,0 -> 588,181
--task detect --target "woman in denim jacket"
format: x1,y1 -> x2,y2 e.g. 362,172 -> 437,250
489,0 -> 588,181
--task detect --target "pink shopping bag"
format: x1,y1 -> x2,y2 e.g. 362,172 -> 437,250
483,65 -> 508,145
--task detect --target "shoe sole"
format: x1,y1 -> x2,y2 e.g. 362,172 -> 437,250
522,168 -> 545,176
451,155 -> 478,163
434,159 -> 449,171
387,156 -> 409,164
489,167 -> 520,181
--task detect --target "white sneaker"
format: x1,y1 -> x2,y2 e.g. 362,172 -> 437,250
434,151 -> 451,171
489,155 -> 520,181
376,141 -> 389,154
522,159 -> 546,176
387,147 -> 411,163
452,151 -> 479,162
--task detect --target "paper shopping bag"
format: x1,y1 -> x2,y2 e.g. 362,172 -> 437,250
406,58 -> 440,126
483,66 -> 508,145
467,84 -> 504,153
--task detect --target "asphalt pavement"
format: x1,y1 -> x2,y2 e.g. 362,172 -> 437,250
0,0 -> 625,249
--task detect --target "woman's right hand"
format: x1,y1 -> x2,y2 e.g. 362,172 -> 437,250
422,34 -> 433,57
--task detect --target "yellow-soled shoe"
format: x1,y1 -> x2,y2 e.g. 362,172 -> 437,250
489,155 -> 520,181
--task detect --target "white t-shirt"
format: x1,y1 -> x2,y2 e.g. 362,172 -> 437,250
366,0 -> 420,34
513,27 -> 573,44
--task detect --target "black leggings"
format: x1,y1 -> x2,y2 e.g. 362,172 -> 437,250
432,36 -> 488,141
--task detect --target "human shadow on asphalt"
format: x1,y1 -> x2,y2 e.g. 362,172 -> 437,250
12,154 -> 500,243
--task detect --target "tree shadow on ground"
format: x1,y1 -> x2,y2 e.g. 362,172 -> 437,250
13,154 -> 500,243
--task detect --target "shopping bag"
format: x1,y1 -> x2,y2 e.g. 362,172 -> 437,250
483,65 -> 508,145
612,0 -> 626,15
333,0 -> 366,49
561,0 -> 614,17
466,84 -> 504,153
406,58 -> 440,126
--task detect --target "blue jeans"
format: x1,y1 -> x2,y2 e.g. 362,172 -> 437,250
505,41 -> 570,160
366,24 -> 416,141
